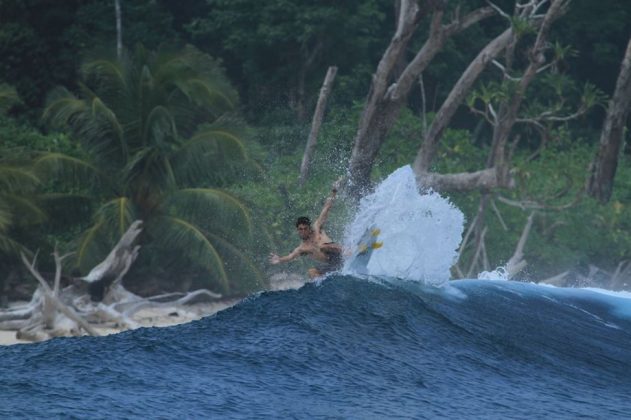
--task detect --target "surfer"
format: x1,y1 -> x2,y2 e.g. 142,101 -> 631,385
269,183 -> 343,278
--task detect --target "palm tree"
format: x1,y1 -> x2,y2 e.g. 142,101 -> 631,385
0,85 -> 50,286
42,45 -> 264,294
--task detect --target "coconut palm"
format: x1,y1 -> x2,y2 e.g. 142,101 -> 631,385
42,45 -> 264,294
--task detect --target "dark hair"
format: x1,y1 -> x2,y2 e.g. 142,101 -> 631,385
295,216 -> 311,227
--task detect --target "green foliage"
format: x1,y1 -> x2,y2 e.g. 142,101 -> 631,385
0,116 -> 85,270
187,0 -> 391,117
43,45 -> 264,294
552,0 -> 631,96
228,106 -> 359,273
0,84 -> 20,114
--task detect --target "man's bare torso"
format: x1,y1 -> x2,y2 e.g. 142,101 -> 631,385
298,230 -> 339,263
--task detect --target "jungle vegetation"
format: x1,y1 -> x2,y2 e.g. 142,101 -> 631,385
1,0 -> 630,298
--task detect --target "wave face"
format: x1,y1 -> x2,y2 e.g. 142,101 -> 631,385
1,276 -> 630,418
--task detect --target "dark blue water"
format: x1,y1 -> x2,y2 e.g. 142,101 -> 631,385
1,276 -> 630,419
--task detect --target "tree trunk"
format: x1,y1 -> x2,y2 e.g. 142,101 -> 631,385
586,36 -> 631,203
346,3 -> 494,199
416,0 -> 568,193
488,0 -> 568,183
299,66 -> 338,186
115,0 -> 122,59
413,27 -> 514,173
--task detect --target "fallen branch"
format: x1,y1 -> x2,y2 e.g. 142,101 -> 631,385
505,212 -> 535,279
0,219 -> 227,343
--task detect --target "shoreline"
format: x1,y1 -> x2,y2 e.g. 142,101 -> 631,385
0,299 -> 240,346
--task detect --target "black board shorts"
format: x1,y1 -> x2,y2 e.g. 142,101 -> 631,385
316,247 -> 343,274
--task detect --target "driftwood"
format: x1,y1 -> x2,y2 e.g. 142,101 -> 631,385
0,220 -> 223,342
539,261 -> 631,290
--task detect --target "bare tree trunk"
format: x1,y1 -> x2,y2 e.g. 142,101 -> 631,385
413,27 -> 514,173
115,0 -> 123,59
299,66 -> 338,186
346,2 -> 494,199
587,36 -> 631,203
505,212 -> 535,278
416,0 -> 569,193
489,0 -> 568,183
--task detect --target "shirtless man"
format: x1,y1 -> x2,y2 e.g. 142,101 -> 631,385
269,185 -> 343,278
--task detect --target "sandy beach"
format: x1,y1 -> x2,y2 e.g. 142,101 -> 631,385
0,299 -> 239,346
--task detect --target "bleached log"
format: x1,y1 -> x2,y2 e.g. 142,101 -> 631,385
95,303 -> 140,329
21,253 -> 99,336
540,271 -> 570,286
0,306 -> 35,322
0,319 -> 32,330
82,220 -> 142,284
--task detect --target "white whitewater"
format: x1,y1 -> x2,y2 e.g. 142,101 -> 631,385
342,165 -> 464,286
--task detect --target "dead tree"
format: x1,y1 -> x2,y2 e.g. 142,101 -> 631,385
413,26 -> 515,175
586,35 -> 631,203
0,220 -> 222,342
346,0 -> 495,199
299,66 -> 338,186
416,0 -> 572,192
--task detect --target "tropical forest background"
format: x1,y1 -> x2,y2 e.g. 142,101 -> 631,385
1,0 -> 631,301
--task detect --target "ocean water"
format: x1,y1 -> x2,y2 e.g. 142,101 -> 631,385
2,166 -> 630,418
1,277 -> 630,418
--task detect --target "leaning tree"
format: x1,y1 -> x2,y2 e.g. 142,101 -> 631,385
586,35 -> 631,203
345,0 -> 606,279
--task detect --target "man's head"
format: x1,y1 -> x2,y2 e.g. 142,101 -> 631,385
295,216 -> 312,240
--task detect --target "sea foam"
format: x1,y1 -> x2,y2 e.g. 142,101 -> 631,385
343,165 -> 464,285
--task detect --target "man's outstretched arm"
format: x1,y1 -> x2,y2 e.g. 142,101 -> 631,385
313,184 -> 338,233
269,247 -> 301,265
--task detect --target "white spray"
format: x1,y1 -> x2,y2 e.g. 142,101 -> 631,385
342,165 -> 465,286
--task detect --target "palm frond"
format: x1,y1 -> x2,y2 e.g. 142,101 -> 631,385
0,231 -> 27,257
33,152 -> 106,189
174,120 -> 251,186
165,188 -> 254,240
205,232 -> 264,292
121,147 -> 176,197
181,78 -> 235,113
90,97 -> 124,147
0,166 -> 39,191
44,88 -> 127,166
76,218 -> 107,273
2,194 -> 47,225
80,59 -> 127,94
153,215 -> 229,291
0,200 -> 12,232
143,105 -> 178,149
95,197 -> 137,239
43,87 -> 89,127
